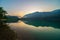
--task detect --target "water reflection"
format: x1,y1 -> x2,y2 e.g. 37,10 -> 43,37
0,21 -> 17,40
7,20 -> 60,40
23,20 -> 60,29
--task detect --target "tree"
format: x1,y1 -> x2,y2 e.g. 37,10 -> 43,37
0,7 -> 7,19
0,7 -> 17,40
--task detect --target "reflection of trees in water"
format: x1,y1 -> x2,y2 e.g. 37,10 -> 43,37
0,21 -> 17,40
0,7 -> 17,40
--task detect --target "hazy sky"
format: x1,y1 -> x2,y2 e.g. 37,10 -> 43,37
0,0 -> 60,17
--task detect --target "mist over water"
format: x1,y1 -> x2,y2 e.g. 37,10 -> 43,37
1,0 -> 60,40
8,20 -> 60,40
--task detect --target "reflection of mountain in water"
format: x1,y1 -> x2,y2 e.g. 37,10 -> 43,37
23,20 -> 60,29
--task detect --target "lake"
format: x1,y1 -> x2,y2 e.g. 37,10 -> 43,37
8,20 -> 60,40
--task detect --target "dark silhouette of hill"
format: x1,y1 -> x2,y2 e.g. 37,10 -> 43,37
22,9 -> 60,21
6,15 -> 19,23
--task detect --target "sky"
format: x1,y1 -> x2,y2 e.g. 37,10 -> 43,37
0,0 -> 60,17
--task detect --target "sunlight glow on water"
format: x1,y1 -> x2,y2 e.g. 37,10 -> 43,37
8,21 -> 60,40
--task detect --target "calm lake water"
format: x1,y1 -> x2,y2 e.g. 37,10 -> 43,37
8,20 -> 60,40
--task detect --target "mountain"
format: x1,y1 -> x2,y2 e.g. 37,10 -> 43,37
7,16 -> 19,19
22,9 -> 60,21
6,16 -> 19,23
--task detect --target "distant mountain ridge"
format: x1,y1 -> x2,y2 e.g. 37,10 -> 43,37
6,15 -> 19,23
22,9 -> 60,21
